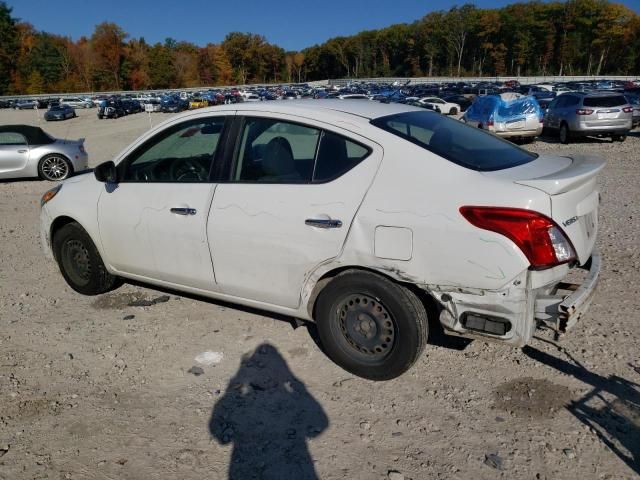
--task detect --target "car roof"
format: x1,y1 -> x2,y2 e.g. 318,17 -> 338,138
0,125 -> 55,144
230,99 -> 422,121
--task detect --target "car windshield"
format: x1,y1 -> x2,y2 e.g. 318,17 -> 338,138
583,96 -> 627,108
370,111 -> 537,171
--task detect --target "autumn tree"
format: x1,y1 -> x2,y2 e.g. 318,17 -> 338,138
0,2 -> 18,94
91,22 -> 127,90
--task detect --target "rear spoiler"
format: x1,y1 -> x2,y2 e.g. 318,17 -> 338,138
514,155 -> 606,195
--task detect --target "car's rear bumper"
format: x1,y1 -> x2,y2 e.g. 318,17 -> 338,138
534,252 -> 601,335
572,128 -> 631,137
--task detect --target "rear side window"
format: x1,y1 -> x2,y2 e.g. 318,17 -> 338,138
313,131 -> 369,182
583,96 -> 627,108
371,111 -> 537,172
233,117 -> 370,184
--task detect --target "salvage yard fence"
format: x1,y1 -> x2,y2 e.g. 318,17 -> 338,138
1,75 -> 638,101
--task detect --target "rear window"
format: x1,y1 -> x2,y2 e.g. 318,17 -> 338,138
371,111 -> 537,172
583,96 -> 627,108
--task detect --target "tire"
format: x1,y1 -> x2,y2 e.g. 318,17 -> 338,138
612,134 -> 626,142
559,123 -> 571,144
38,154 -> 72,181
450,107 -> 458,115
53,222 -> 121,295
315,270 -> 428,381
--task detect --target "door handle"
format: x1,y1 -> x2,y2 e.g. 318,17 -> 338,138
305,218 -> 342,229
18,149 -> 27,153
170,207 -> 197,216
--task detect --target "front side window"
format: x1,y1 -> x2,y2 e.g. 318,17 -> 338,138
121,117 -> 225,182
0,132 -> 27,146
371,111 -> 537,171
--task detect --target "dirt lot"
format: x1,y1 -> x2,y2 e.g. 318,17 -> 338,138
0,107 -> 638,480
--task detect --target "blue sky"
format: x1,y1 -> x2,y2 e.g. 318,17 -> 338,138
7,0 -> 640,51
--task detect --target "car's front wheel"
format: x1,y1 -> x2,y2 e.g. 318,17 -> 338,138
315,270 -> 428,381
612,134 -> 626,142
53,222 -> 121,295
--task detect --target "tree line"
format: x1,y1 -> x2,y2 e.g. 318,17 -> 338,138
0,0 -> 638,95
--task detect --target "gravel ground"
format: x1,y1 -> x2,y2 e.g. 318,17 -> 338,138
0,108 -> 638,480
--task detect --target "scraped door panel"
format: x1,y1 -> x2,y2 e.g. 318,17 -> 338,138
98,183 -> 217,290
209,154 -> 381,308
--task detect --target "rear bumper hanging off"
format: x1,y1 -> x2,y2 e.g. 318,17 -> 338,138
535,251 -> 601,336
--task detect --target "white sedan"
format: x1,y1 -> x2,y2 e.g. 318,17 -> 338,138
40,101 -> 603,380
419,96 -> 461,115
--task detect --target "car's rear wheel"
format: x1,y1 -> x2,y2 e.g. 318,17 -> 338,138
612,134 -> 626,142
450,107 -> 458,115
53,222 -> 121,295
38,154 -> 72,181
559,123 -> 571,144
315,270 -> 428,381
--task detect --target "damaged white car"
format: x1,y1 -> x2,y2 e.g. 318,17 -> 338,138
39,101 -> 603,380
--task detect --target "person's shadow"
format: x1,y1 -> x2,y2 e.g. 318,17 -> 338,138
524,341 -> 639,475
210,343 -> 328,480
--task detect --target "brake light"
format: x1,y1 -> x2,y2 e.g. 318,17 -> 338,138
576,109 -> 594,115
622,106 -> 633,113
459,206 -> 576,269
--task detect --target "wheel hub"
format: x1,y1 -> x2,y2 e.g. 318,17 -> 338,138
63,240 -> 91,283
338,294 -> 395,357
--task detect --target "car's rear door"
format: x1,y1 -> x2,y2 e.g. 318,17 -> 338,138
208,113 -> 382,308
0,132 -> 30,179
98,115 -> 230,290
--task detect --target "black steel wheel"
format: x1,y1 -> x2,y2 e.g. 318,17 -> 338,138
336,293 -> 396,360
53,222 -> 121,295
315,270 -> 428,381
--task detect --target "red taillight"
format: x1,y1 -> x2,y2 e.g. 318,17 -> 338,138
576,109 -> 594,115
622,106 -> 633,113
486,121 -> 494,127
459,206 -> 576,269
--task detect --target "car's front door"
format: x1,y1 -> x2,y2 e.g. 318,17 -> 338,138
97,115 -> 229,291
0,132 -> 30,179
208,114 -> 382,308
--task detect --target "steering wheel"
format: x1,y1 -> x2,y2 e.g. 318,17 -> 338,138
170,158 -> 209,182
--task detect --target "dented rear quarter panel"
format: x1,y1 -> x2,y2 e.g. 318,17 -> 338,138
319,128 -> 551,293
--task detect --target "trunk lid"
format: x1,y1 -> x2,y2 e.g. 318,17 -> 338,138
484,154 -> 606,265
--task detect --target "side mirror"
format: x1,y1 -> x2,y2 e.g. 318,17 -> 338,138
94,161 -> 118,183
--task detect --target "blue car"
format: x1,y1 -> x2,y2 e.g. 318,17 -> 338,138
462,94 -> 543,142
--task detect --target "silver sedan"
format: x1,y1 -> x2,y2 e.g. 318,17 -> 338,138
0,125 -> 88,181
